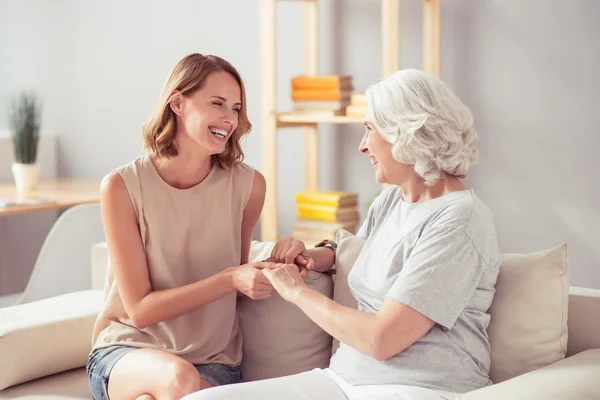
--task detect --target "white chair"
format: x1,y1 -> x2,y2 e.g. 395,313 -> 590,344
0,203 -> 105,307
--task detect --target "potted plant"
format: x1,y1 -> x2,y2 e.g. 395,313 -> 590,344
9,91 -> 42,195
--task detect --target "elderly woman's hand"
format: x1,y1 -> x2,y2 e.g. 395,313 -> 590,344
262,264 -> 308,303
267,238 -> 314,278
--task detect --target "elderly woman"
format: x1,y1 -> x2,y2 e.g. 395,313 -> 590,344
186,69 -> 501,400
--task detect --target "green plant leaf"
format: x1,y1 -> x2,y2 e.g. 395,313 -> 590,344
9,91 -> 42,164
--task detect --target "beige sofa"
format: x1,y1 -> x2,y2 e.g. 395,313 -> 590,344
1,237 -> 600,400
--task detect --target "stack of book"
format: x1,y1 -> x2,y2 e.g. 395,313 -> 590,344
291,75 -> 353,116
345,93 -> 368,118
293,190 -> 359,247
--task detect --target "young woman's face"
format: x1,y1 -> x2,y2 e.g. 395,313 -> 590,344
176,71 -> 242,155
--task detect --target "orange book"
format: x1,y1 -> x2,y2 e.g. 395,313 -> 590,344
291,90 -> 352,101
291,75 -> 353,91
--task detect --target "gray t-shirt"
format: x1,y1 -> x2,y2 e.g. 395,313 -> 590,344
329,186 -> 501,393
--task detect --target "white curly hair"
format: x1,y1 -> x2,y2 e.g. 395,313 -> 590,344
366,69 -> 478,186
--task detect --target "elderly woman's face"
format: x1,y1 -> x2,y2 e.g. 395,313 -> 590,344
359,121 -> 395,184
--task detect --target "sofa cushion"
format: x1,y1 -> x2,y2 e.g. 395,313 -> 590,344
488,244 -> 570,383
238,241 -> 334,381
331,229 -> 363,354
0,290 -> 104,391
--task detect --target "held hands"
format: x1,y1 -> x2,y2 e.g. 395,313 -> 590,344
231,262 -> 278,300
267,238 -> 314,278
262,264 -> 308,303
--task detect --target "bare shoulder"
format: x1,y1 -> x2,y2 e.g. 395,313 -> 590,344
252,170 -> 266,194
244,169 -> 266,213
100,170 -> 127,201
99,170 -> 135,217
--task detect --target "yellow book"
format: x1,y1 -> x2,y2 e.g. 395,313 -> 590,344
297,203 -> 359,223
295,191 -> 358,208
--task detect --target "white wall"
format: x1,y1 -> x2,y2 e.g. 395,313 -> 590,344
456,1 -> 600,288
335,0 -> 600,287
1,0 -> 598,288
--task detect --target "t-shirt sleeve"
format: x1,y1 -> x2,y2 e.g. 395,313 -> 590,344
386,226 -> 486,330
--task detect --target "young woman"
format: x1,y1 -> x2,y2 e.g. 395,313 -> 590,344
87,53 -> 273,400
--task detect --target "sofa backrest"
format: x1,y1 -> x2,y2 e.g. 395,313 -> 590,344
92,238 -> 600,382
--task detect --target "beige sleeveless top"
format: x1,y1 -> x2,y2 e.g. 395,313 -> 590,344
91,155 -> 255,366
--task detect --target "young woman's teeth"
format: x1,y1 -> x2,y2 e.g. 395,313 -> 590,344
210,128 -> 227,138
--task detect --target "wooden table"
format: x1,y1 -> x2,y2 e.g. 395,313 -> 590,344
0,179 -> 101,217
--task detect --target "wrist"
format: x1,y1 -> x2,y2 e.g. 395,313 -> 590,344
308,247 -> 336,273
222,267 -> 237,292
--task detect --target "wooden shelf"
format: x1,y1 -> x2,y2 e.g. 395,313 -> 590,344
276,113 -> 365,127
259,0 -> 440,242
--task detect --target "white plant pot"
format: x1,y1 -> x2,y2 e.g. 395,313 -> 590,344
11,163 -> 40,195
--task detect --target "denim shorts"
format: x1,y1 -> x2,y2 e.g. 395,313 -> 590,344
86,345 -> 242,400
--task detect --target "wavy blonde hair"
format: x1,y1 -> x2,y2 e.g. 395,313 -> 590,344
366,69 -> 478,186
142,53 -> 251,169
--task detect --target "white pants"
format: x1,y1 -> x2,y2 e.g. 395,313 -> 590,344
182,369 -> 460,400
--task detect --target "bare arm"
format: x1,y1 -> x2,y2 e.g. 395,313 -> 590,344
101,171 -> 269,330
294,288 -> 435,360
263,265 -> 435,361
240,170 -> 267,264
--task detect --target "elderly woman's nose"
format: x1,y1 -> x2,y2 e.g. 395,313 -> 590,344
359,134 -> 368,153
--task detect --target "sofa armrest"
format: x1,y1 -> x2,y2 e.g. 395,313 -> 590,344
567,286 -> 600,356
461,349 -> 600,400
0,290 -> 104,391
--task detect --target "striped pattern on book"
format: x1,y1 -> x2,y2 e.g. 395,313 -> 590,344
293,190 -> 359,245
346,93 -> 368,118
290,75 -> 354,116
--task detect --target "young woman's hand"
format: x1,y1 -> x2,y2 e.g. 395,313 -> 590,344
230,262 -> 278,300
268,238 -> 314,277
262,264 -> 308,303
